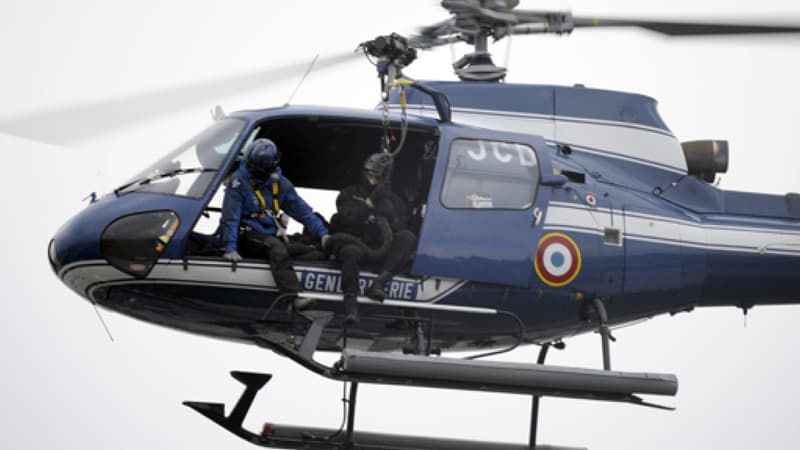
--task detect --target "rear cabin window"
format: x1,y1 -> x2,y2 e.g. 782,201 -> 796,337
441,139 -> 539,209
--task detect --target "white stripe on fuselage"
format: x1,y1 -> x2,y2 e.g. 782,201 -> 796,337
395,105 -> 687,173
60,259 -> 466,304
544,201 -> 800,256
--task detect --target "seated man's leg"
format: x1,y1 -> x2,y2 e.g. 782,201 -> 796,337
367,230 -> 417,301
384,230 -> 417,273
336,244 -> 365,324
241,230 -> 301,295
263,235 -> 302,295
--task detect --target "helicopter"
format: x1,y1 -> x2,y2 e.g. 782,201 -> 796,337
5,0 -> 800,449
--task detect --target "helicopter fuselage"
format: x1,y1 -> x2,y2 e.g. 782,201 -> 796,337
49,82 -> 800,353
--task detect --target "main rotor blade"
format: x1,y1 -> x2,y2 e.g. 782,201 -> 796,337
418,17 -> 457,39
572,16 -> 800,36
0,51 -> 358,145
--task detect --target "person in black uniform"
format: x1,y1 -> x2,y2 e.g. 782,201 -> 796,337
329,152 -> 417,325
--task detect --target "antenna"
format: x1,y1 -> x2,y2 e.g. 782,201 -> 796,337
92,302 -> 115,342
210,104 -> 226,121
284,54 -> 319,106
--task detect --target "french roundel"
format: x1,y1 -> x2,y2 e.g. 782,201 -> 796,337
534,233 -> 582,287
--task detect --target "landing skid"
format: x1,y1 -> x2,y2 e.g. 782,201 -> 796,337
185,370 -> 587,450
185,298 -> 677,449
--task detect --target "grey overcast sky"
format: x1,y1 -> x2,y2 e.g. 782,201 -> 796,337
2,1 -> 800,450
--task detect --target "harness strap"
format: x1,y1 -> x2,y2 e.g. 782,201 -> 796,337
271,180 -> 280,214
254,189 -> 267,218
251,179 -> 282,218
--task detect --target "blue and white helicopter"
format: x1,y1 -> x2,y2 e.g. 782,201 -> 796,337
32,2 -> 800,449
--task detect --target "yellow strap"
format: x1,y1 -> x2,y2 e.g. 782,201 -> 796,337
271,181 -> 280,214
252,181 -> 280,218
254,190 -> 267,218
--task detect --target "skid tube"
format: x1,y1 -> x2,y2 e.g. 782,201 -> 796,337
184,310 -> 677,450
184,370 -> 589,450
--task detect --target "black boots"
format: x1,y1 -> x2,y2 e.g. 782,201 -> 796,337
343,293 -> 360,325
366,271 -> 392,301
344,271 -> 392,325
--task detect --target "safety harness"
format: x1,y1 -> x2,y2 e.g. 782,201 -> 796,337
251,177 -> 289,241
252,178 -> 281,217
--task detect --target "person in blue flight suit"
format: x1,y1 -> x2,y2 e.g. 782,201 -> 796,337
220,138 -> 329,308
329,152 -> 417,325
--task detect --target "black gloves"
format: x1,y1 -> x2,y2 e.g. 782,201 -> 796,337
370,182 -> 392,205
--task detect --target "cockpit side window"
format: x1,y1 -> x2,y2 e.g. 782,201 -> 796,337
441,139 -> 539,210
116,118 -> 246,198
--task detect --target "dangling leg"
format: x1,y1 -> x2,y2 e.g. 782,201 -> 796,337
337,244 -> 364,325
245,233 -> 311,310
262,235 -> 302,294
367,230 -> 417,301
366,271 -> 391,301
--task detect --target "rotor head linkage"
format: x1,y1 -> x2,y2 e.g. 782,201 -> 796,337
452,30 -> 507,82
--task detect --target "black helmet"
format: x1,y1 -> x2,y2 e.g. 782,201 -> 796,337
244,138 -> 280,180
363,152 -> 394,182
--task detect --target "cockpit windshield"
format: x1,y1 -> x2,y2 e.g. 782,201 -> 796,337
116,118 -> 246,198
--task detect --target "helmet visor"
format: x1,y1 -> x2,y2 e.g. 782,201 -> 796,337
247,160 -> 275,179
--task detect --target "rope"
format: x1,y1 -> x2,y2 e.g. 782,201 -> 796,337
379,78 -> 410,156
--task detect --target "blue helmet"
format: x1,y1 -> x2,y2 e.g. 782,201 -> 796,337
244,138 -> 280,180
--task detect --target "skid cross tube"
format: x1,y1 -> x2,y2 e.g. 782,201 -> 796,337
592,298 -> 614,371
529,342 -> 551,449
346,382 -> 359,446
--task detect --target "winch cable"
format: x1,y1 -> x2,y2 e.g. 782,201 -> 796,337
388,78 -> 411,156
379,77 -> 411,157
357,35 -> 413,157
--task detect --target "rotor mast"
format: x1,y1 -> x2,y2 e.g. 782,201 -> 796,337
453,29 -> 507,82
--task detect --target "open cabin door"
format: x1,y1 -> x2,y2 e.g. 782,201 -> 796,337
410,125 -> 553,287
